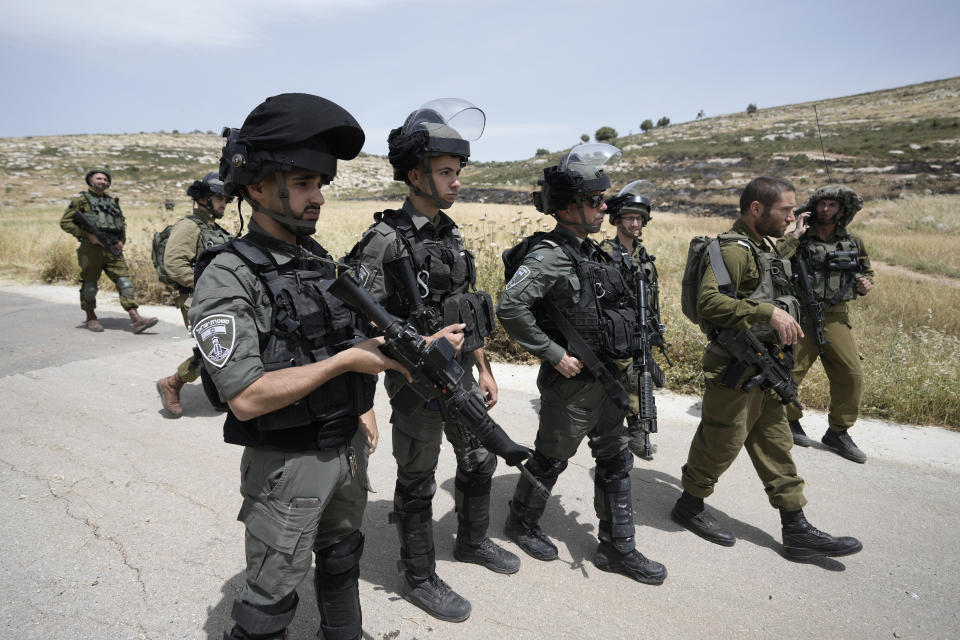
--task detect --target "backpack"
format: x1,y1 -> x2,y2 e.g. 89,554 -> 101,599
502,231 -> 564,283
679,236 -> 740,324
152,215 -> 203,286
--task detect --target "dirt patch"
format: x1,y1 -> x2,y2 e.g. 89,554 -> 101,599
873,260 -> 960,288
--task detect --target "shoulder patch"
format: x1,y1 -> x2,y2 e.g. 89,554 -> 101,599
736,240 -> 752,249
193,313 -> 236,369
505,265 -> 532,290
528,252 -> 544,262
355,264 -> 373,288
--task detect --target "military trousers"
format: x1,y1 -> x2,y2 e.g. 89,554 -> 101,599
681,349 -> 807,511
76,242 -> 137,311
235,427 -> 370,610
786,312 -> 863,432
174,292 -> 201,383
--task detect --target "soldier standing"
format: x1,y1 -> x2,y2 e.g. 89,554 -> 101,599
156,172 -> 235,418
350,99 -> 520,623
672,176 -> 862,560
600,180 -> 667,460
59,169 -> 157,332
778,185 -> 873,463
189,93 -> 408,640
497,144 -> 667,585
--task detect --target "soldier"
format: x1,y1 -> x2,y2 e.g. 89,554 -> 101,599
778,185 -> 873,463
349,99 -> 516,622
497,144 -> 667,585
672,176 -> 863,561
156,172 -> 235,418
189,93 -> 408,640
59,169 -> 157,333
600,180 -> 666,460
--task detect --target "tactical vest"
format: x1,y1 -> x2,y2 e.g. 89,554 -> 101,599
196,234 -> 376,450
81,192 -> 124,235
799,236 -> 861,304
196,217 -> 233,252
352,209 -> 494,351
604,237 -> 661,323
533,234 -> 639,360
701,232 -> 799,344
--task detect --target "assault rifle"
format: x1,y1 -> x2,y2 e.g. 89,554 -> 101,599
791,245 -> 829,356
715,327 -> 802,410
627,255 -> 670,460
73,211 -> 121,257
329,271 -> 549,499
385,256 -> 443,335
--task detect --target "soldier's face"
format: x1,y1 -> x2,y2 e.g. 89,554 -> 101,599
616,213 -> 646,239
560,191 -> 606,235
757,190 -> 796,237
410,155 -> 462,204
251,170 -> 326,229
88,173 -> 110,193
815,198 -> 841,224
210,194 -> 229,216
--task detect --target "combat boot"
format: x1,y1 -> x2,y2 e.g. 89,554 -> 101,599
504,509 -> 558,561
129,309 -> 158,334
398,572 -> 471,623
781,511 -> 863,560
454,537 -> 520,574
85,318 -> 104,332
157,374 -> 185,418
822,429 -> 867,463
671,492 -> 735,547
594,541 -> 667,585
789,420 -> 812,447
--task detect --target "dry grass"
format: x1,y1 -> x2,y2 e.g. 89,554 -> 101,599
2,197 -> 959,427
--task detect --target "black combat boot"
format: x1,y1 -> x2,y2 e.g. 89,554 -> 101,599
224,594 -> 296,640
822,429 -> 867,463
780,509 -> 863,560
789,420 -> 812,447
671,491 -> 736,547
594,541 -> 667,585
452,460 -> 520,574
504,452 -> 564,561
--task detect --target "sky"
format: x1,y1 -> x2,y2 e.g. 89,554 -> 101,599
1,0 -> 958,162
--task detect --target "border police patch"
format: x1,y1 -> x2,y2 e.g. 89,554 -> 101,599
193,313 -> 236,368
355,264 -> 372,287
506,265 -> 531,290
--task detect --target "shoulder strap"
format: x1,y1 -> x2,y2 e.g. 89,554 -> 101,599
706,239 -> 737,300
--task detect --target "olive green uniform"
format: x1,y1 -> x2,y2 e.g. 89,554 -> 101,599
59,190 -> 138,311
163,206 -> 232,382
681,220 -> 806,511
498,225 -> 639,550
777,231 -> 873,433
189,221 -> 370,626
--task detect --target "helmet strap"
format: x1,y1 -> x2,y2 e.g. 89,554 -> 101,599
410,155 -> 455,209
244,171 -> 317,237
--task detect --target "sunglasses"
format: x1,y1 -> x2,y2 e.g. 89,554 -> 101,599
578,193 -> 605,209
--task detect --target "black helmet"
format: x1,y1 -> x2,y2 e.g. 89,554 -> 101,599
218,93 -> 365,235
187,171 -> 231,217
606,179 -> 657,225
85,168 -> 112,187
533,143 -> 621,214
387,98 -> 484,208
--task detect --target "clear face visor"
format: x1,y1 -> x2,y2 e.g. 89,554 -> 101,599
402,98 -> 486,142
559,142 -> 622,177
616,179 -> 657,212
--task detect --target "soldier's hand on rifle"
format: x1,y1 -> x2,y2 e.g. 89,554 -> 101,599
87,232 -> 104,247
769,307 -> 804,345
554,351 -> 583,378
427,323 -> 465,354
349,337 -> 412,381
856,277 -> 873,295
791,212 -> 811,239
113,239 -> 124,251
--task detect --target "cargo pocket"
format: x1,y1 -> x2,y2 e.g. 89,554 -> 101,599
241,497 -> 323,556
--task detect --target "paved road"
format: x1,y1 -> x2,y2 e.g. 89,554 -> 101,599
1,284 -> 958,639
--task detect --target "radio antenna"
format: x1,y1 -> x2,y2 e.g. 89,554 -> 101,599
814,104 -> 832,181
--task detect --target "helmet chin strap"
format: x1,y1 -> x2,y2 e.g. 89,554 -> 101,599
410,156 -> 455,209
565,198 -> 601,233
199,197 -> 225,219
245,171 -> 318,237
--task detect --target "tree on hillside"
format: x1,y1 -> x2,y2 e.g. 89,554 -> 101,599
656,117 -> 670,128
580,133 -> 590,143
535,148 -> 550,157
640,119 -> 653,133
595,126 -> 618,142
746,103 -> 758,114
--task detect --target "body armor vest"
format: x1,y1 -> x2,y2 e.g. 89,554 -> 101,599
702,232 -> 799,344
605,237 -> 661,323
799,235 -> 861,305
363,209 -> 494,351
197,233 -> 375,450
535,234 -> 639,361
196,217 -> 233,252
81,192 -> 124,236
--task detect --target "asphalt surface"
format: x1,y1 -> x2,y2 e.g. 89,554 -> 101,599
1,284 -> 958,640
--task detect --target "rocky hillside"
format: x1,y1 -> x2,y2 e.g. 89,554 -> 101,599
3,76 -> 958,213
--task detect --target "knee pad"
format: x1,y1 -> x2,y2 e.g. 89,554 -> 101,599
528,450 -> 568,481
596,448 -> 633,484
229,592 -> 298,638
456,450 -> 496,485
80,281 -> 98,305
395,472 -> 437,505
315,530 -> 364,590
115,276 -> 135,300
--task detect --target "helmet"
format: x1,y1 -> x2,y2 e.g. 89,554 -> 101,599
388,98 -> 484,208
533,143 -> 621,214
606,179 -> 657,225
85,168 -> 112,187
218,93 -> 365,235
187,171 -> 231,218
795,184 -> 863,227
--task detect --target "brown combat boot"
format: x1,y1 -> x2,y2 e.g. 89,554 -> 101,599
157,374 -> 185,418
129,309 -> 158,334
85,319 -> 104,332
